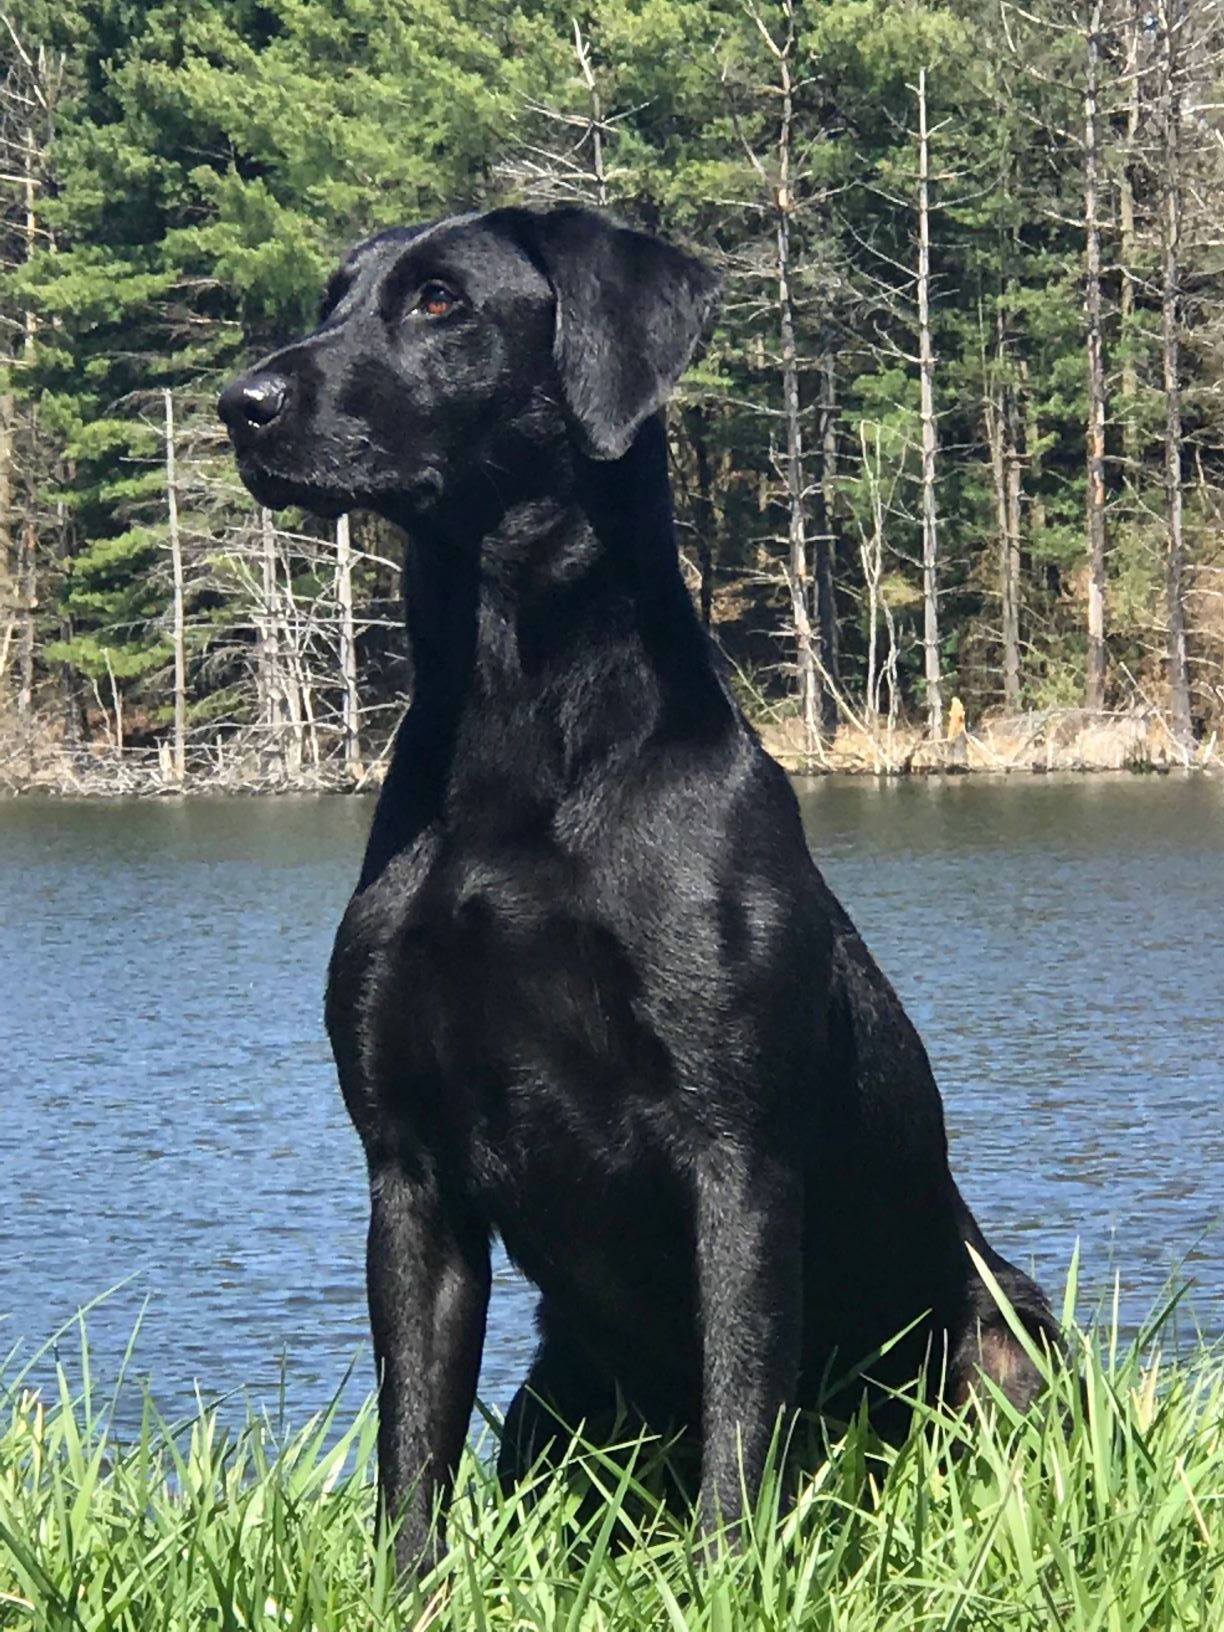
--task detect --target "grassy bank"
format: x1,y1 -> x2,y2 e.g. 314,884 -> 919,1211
2,1294 -> 1222,1630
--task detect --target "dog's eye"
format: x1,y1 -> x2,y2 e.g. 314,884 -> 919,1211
417,282 -> 458,319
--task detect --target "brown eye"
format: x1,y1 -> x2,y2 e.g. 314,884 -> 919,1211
418,282 -> 457,319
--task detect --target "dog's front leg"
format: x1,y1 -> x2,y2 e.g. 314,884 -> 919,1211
694,1144 -> 803,1549
366,1158 -> 490,1577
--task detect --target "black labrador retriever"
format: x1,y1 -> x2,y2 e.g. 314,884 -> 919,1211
219,205 -> 1056,1573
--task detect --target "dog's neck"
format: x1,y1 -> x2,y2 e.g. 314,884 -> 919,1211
359,417 -> 735,876
397,416 -> 725,736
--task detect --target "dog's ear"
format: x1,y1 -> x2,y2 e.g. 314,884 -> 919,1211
501,206 -> 720,461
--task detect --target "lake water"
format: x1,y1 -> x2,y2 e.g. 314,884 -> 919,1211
2,777 -> 1222,1434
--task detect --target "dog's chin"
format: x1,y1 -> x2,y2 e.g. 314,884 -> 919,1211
236,458 -> 445,523
236,460 -> 349,518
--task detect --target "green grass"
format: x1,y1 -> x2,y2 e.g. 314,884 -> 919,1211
2,1282 -> 1222,1631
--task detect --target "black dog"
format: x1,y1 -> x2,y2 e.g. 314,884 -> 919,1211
219,205 -> 1056,1573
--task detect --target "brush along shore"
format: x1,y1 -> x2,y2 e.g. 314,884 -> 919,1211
2,705 -> 1220,797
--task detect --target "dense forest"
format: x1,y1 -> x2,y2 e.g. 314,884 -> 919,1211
2,0 -> 1223,788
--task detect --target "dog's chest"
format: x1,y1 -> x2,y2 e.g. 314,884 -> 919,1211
333,824 -> 688,1209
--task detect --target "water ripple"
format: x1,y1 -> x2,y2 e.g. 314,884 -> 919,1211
2,776 -> 1221,1431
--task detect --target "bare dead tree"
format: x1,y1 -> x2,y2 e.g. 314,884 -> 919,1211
728,0 -> 845,748
1156,0 -> 1193,745
1084,0 -> 1110,710
164,389 -> 186,782
774,23 -> 820,747
501,22 -> 625,205
0,17 -> 65,743
812,350 -> 840,734
686,407 -> 718,627
984,296 -> 1024,712
1118,7 -> 1143,475
335,511 -> 362,776
915,66 -> 944,737
257,507 -> 287,776
997,0 -> 1163,713
855,420 -> 904,756
0,348 -> 11,697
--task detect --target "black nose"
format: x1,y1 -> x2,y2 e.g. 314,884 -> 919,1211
218,372 -> 288,433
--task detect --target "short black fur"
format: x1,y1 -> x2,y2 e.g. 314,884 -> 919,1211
219,205 -> 1057,1574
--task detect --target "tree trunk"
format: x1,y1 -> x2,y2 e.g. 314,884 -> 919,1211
16,516 -> 35,722
573,23 -> 608,207
103,647 -> 123,753
1158,0 -> 1192,745
780,237 -> 818,747
2,38 -> 63,754
774,9 -> 820,748
279,564 -> 310,773
1004,386 -> 1023,710
1118,11 -> 1141,475
988,370 -> 1021,713
335,511 -> 362,776
54,465 -> 83,748
1084,0 -> 1109,710
917,66 -> 943,737
858,423 -> 885,729
15,130 -> 38,733
689,409 -> 716,628
284,678 -> 304,777
258,507 -> 286,777
1023,363 -> 1046,548
0,381 -> 13,704
164,389 -> 186,783
813,349 -> 839,736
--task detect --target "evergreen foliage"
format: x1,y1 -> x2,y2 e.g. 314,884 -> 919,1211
3,0 -> 1223,780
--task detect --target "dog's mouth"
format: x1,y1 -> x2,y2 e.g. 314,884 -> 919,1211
235,455 -> 445,521
235,457 -> 352,519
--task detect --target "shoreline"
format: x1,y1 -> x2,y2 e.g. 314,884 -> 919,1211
2,763 -> 1219,801
2,705 -> 1219,797
759,703 -> 1221,777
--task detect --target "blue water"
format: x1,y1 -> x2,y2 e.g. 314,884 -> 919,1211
2,776 -> 1221,1433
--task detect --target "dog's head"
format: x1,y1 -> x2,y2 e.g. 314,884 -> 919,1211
218,206 -> 719,524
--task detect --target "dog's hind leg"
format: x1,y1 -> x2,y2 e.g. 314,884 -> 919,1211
948,1252 -> 1060,1412
950,1319 -> 1046,1411
497,1325 -> 623,1492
